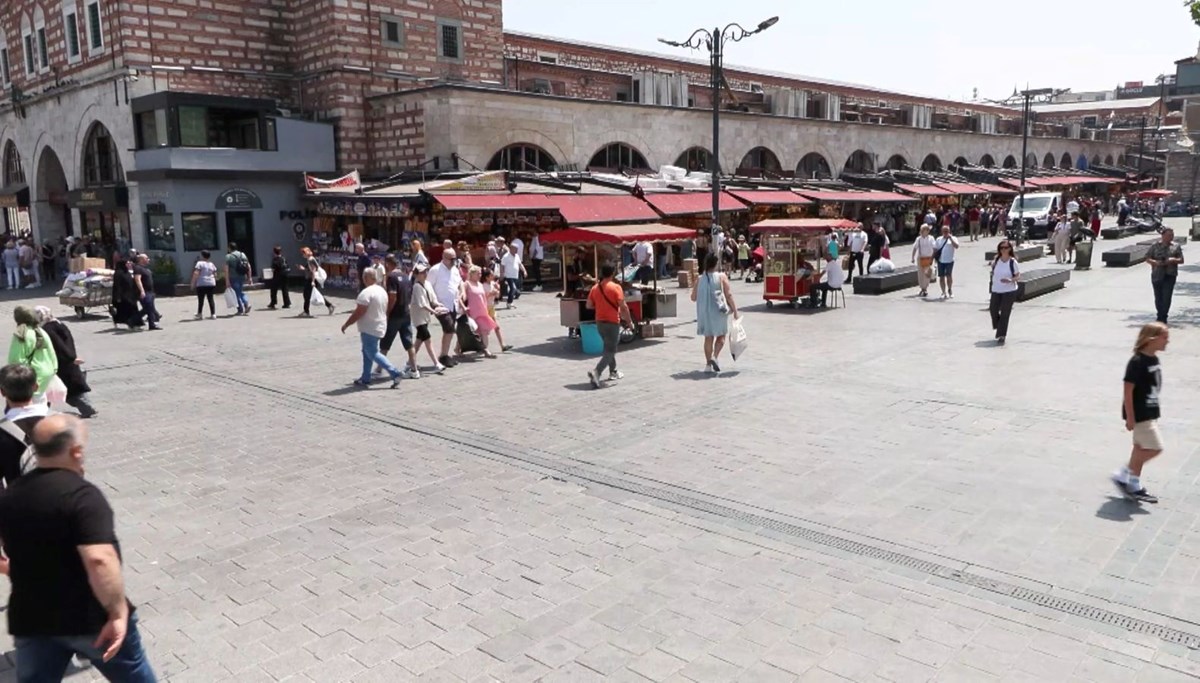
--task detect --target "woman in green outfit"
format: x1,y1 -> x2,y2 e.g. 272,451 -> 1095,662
7,306 -> 58,400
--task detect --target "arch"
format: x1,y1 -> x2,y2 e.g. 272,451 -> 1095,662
736,146 -> 781,176
796,152 -> 832,180
953,156 -> 970,168
884,154 -> 907,171
587,142 -> 650,173
844,150 -> 875,174
2,141 -> 25,187
675,146 -> 713,173
486,143 -> 557,172
1002,155 -> 1017,169
34,145 -> 69,241
1061,153 -> 1073,168
1042,153 -> 1056,168
1091,154 -> 1102,166
1105,154 -> 1115,165
979,154 -> 996,168
80,122 -> 124,187
1026,153 -> 1038,168
1118,154 -> 1127,166
920,154 -> 943,172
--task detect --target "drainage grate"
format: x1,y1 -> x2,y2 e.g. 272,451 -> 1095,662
165,359 -> 1200,650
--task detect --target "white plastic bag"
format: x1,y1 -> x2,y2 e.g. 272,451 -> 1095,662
223,288 -> 238,309
310,287 -> 325,307
44,375 -> 68,405
869,258 -> 895,274
314,266 -> 328,287
730,316 -> 748,361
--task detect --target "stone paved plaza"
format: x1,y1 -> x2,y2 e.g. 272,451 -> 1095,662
4,218 -> 1200,682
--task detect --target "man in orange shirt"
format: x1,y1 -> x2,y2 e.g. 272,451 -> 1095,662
586,264 -> 632,389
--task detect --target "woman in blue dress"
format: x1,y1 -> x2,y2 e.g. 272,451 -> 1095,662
691,253 -> 740,373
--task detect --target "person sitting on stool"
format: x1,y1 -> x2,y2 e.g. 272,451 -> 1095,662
809,252 -> 846,308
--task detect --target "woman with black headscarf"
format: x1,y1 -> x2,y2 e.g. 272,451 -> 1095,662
33,306 -> 96,418
111,256 -> 142,329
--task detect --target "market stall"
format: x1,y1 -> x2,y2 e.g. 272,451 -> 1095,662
750,218 -> 858,309
539,223 -> 690,343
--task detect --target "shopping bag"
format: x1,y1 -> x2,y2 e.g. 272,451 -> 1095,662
44,375 -> 68,405
730,316 -> 749,361
314,266 -> 328,287
309,287 -> 325,307
223,288 -> 238,309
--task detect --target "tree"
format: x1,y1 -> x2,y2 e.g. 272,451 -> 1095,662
1189,1 -> 1200,26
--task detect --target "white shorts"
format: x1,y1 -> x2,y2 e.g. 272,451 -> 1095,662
1132,420 -> 1163,451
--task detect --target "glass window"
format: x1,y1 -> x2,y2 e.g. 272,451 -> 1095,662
23,34 -> 34,75
86,1 -> 103,51
83,125 -> 122,186
145,213 -> 176,251
1,48 -> 9,85
65,13 -> 80,60
177,106 -> 264,149
181,213 -> 218,251
36,28 -> 47,70
136,110 -> 168,149
178,106 -> 207,147
438,22 -> 461,60
4,141 -> 25,186
381,17 -> 403,47
264,117 -> 277,151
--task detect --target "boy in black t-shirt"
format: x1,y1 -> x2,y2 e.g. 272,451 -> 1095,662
1112,322 -> 1170,503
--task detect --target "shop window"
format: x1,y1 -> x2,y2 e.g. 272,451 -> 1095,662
181,213 -> 218,251
137,109 -> 168,149
64,9 -> 80,62
3,141 -> 25,186
437,20 -> 461,61
22,33 -> 34,75
381,17 -> 403,48
86,1 -> 103,52
145,213 -> 176,251
588,143 -> 650,171
83,124 -> 122,186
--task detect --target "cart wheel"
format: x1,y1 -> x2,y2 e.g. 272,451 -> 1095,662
75,307 -> 85,320
790,301 -> 799,309
765,300 -> 774,308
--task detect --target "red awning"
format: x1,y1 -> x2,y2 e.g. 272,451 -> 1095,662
642,191 -> 747,216
430,193 -> 559,211
1064,176 -> 1116,185
539,223 -> 697,246
794,190 -> 916,203
1137,188 -> 1175,198
541,194 -> 660,225
896,183 -> 955,197
934,183 -> 988,195
726,190 -> 815,206
970,183 -> 1018,194
749,218 -> 860,235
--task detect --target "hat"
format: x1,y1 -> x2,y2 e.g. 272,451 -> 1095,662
496,235 -> 506,241
413,263 -> 429,273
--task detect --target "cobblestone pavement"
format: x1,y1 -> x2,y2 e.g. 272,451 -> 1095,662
0,218 -> 1198,681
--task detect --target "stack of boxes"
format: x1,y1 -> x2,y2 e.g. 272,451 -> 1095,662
677,258 -> 698,288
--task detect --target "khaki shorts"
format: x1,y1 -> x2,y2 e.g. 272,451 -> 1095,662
1132,420 -> 1164,451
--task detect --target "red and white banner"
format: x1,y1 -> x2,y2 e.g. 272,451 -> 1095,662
304,170 -> 361,192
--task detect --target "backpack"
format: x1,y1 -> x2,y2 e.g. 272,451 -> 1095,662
0,418 -> 37,478
233,252 -> 250,277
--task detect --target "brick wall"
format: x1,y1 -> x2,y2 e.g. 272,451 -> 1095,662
367,96 -> 424,174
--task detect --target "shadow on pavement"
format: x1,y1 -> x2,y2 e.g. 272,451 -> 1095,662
973,339 -> 1003,348
670,370 -> 742,381
1095,496 -> 1150,522
1124,308 -> 1200,328
511,337 -> 665,361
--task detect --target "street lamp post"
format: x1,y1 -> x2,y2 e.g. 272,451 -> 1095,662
659,17 -> 778,261
1015,87 -> 1053,246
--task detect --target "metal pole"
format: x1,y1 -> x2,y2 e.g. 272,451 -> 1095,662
1137,116 -> 1146,183
710,27 -> 721,268
1017,93 -> 1029,245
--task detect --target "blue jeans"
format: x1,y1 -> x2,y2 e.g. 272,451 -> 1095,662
230,277 -> 249,312
15,613 -> 156,682
361,333 -> 399,383
504,278 -> 520,305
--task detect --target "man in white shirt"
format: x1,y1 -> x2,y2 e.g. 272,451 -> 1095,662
632,240 -> 653,284
845,224 -> 867,282
340,269 -> 402,389
427,248 -> 463,367
500,243 -> 526,309
529,234 -> 544,291
808,253 -> 846,308
935,224 -> 960,299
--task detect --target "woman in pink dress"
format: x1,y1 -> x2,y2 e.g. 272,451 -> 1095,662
458,265 -> 499,358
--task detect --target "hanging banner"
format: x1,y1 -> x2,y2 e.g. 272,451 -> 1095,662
304,170 -> 361,193
423,171 -> 508,192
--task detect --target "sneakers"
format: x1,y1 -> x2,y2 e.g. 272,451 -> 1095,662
390,375 -> 401,389
194,314 -> 202,320
327,304 -> 336,316
609,370 -> 624,381
208,314 -> 216,320
707,359 -> 721,373
409,369 -> 422,380
1128,488 -> 1159,503
434,363 -> 446,375
439,355 -> 456,368
352,379 -> 370,388
997,336 -> 1006,345
587,371 -> 600,389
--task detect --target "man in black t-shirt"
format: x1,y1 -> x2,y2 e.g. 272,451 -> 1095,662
354,242 -> 372,291
1112,323 -> 1170,504
133,254 -> 161,331
0,414 -> 156,680
378,255 -> 417,379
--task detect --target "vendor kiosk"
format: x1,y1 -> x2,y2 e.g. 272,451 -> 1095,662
540,223 -> 690,342
750,218 -> 857,308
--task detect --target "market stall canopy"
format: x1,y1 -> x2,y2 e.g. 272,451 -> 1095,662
749,218 -> 860,235
792,190 -> 916,203
726,190 -> 815,206
895,183 -> 955,197
967,183 -> 1018,195
642,191 -> 747,216
541,194 -> 660,225
934,182 -> 988,195
540,223 -> 697,246
429,193 -> 560,211
1136,189 -> 1175,198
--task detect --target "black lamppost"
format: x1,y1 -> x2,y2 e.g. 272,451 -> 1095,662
659,17 -> 779,256
1015,87 -> 1054,245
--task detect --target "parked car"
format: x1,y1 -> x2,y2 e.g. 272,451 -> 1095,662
1007,192 -> 1063,239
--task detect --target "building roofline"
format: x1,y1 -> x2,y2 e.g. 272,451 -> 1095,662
504,30 -> 1018,116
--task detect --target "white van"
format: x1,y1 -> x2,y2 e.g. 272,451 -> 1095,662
1008,192 -> 1063,238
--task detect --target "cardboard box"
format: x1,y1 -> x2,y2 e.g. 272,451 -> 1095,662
643,322 -> 665,338
682,258 -> 699,274
677,272 -> 693,288
69,257 -> 106,273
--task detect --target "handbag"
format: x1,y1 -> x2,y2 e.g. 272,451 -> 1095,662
710,273 -> 729,314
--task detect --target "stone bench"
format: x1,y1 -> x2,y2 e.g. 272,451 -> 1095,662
1102,244 -> 1152,267
852,265 -> 918,295
1101,226 -> 1137,240
1016,268 -> 1070,301
984,245 -> 1044,262
1137,237 -> 1188,247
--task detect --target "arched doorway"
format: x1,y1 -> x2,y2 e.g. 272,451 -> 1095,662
1089,155 -> 1100,167
1118,154 -> 1127,166
77,122 -> 130,256
35,146 -> 70,244
953,156 -> 969,167
1026,153 -> 1038,168
675,147 -> 713,173
843,150 -> 874,174
737,147 -> 782,176
587,143 -> 651,173
796,153 -> 832,180
920,154 -> 942,172
1105,154 -> 1114,165
884,154 -> 907,171
486,144 -> 557,172
980,154 -> 996,168
1061,153 -> 1073,168
1042,153 -> 1056,168
2,141 -> 30,238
